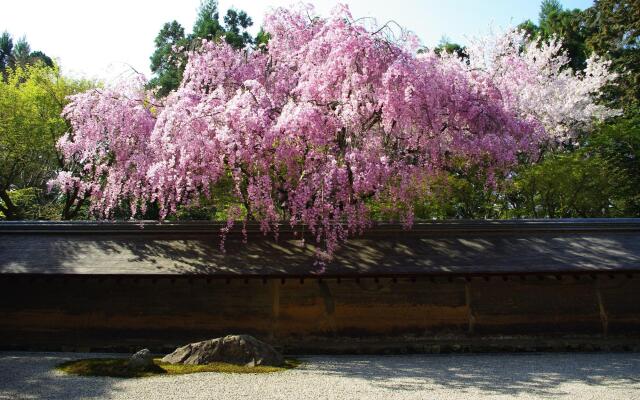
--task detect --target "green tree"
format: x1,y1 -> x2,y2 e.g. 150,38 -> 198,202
148,21 -> 189,97
584,115 -> 640,214
0,32 -> 53,77
0,32 -> 13,72
148,0 -> 254,96
222,9 -> 253,48
540,0 -> 563,22
505,151 -> 628,218
0,64 -> 93,220
585,0 -> 640,110
519,0 -> 592,70
412,171 -> 503,220
12,37 -> 31,66
433,37 -> 468,59
191,0 -> 224,39
254,29 -> 270,49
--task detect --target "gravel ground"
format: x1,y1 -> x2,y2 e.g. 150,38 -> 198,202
1,352 -> 639,399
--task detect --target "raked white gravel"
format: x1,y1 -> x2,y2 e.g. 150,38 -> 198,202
1,352 -> 639,399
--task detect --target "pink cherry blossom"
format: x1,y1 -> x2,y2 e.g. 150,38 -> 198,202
51,4 -> 617,262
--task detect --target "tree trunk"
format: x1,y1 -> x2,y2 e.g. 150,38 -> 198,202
61,187 -> 86,220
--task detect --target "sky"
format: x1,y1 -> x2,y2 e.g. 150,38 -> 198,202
1,0 -> 593,82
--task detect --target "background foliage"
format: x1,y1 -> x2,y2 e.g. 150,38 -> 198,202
425,0 -> 639,220
0,61 -> 93,220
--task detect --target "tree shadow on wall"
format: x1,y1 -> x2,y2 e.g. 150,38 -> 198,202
2,227 -> 640,275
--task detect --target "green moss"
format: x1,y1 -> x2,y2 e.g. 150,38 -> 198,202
56,358 -> 301,378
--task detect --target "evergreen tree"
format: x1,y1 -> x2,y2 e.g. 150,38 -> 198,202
0,32 -> 54,76
148,0 -> 254,97
519,0 -> 592,70
585,0 -> 640,110
148,21 -> 188,97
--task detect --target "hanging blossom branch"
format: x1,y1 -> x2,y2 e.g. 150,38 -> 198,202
51,4 -> 618,262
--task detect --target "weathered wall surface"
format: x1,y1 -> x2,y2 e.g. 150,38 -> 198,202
2,220 -> 639,353
1,273 -> 639,353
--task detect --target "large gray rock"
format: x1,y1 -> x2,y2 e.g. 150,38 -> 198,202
161,335 -> 284,367
129,348 -> 154,370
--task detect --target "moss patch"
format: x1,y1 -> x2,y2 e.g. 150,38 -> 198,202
56,358 -> 301,378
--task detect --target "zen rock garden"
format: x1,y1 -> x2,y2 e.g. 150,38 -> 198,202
2,0 -> 640,398
55,335 -> 291,379
161,335 -> 284,367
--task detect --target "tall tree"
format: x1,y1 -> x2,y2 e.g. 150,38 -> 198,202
222,9 -> 253,48
0,32 -> 53,76
539,0 -> 563,22
585,0 -> 640,110
12,37 -> 31,66
565,0 -> 640,215
148,21 -> 188,97
148,0 -> 254,96
191,1 -> 253,47
191,0 -> 224,39
519,0 -> 592,70
0,32 -> 13,72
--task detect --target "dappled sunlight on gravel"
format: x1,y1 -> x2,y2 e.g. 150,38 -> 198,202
1,352 -> 639,399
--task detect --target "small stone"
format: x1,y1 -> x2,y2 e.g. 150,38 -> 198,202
162,335 -> 284,367
129,348 -> 154,370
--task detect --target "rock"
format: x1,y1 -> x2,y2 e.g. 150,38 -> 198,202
161,335 -> 283,367
129,348 -> 154,370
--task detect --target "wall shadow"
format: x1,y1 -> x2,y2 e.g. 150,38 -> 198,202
302,353 -> 640,396
0,352 -> 123,400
